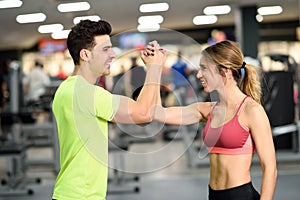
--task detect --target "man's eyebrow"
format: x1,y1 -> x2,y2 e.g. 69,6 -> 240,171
103,44 -> 112,48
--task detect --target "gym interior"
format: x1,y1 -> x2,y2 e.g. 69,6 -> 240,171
0,0 -> 300,199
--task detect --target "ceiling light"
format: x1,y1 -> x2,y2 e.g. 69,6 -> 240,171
193,15 -> 218,25
203,5 -> 231,15
139,2 -> 169,13
38,24 -> 64,33
16,13 -> 46,24
137,23 -> 160,32
51,30 -> 71,39
257,6 -> 283,15
0,0 -> 22,9
57,2 -> 90,13
138,15 -> 164,24
73,15 -> 101,24
256,14 -> 263,22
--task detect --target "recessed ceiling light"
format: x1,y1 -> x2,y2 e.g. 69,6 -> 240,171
193,15 -> 218,25
52,30 -> 71,39
139,2 -> 169,13
57,2 -> 90,13
203,5 -> 231,15
257,6 -> 283,15
0,0 -> 22,9
256,14 -> 264,22
138,15 -> 164,24
137,23 -> 160,32
73,15 -> 101,24
16,13 -> 46,24
38,24 -> 64,33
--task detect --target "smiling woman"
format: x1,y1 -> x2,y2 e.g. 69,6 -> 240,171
153,40 -> 277,200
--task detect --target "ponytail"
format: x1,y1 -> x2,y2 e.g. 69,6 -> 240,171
240,63 -> 261,104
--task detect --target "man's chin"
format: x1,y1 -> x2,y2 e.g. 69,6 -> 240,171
102,70 -> 110,76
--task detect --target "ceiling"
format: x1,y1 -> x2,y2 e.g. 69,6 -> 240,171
0,0 -> 299,51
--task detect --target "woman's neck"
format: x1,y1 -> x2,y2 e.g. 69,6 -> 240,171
217,85 -> 245,106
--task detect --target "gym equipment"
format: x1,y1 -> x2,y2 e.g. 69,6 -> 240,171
0,141 -> 34,196
107,123 -> 140,194
261,54 -> 300,159
0,61 -> 59,196
0,61 -> 34,196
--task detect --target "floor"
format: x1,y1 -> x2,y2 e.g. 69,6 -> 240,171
0,125 -> 300,200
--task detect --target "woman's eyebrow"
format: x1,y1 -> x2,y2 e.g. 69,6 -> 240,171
199,64 -> 207,69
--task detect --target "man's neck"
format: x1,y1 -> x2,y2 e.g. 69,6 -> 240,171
72,65 -> 97,84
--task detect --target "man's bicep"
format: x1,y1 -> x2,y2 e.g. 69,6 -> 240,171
111,95 -> 134,123
93,87 -> 119,121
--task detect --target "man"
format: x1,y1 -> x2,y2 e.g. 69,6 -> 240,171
129,56 -> 146,100
171,51 -> 191,105
23,60 -> 51,104
52,19 -> 166,200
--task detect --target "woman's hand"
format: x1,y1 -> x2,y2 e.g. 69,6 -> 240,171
141,40 -> 166,67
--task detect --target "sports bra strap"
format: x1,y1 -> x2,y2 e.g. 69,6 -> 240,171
210,96 -> 248,117
237,96 -> 248,115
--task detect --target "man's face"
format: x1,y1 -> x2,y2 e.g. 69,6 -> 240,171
88,35 -> 116,76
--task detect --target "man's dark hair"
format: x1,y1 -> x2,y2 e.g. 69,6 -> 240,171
67,20 -> 112,65
35,59 -> 43,68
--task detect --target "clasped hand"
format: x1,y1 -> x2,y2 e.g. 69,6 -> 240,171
141,40 -> 166,67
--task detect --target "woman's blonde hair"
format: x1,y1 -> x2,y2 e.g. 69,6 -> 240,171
202,40 -> 261,104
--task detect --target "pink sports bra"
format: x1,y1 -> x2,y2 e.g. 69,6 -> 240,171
202,96 -> 255,154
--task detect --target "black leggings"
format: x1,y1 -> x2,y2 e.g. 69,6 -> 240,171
209,182 -> 260,200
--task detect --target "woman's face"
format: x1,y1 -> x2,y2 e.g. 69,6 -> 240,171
196,56 -> 225,93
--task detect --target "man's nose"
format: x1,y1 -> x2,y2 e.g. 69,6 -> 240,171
110,49 -> 116,58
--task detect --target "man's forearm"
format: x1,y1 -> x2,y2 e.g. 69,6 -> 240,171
144,64 -> 162,84
135,64 -> 162,119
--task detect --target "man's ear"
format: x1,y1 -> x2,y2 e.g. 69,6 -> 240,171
80,49 -> 90,62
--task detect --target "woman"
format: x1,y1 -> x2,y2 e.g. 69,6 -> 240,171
154,40 -> 277,200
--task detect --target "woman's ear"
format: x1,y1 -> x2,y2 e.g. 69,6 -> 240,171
222,67 -> 229,73
218,67 -> 227,77
224,67 -> 235,80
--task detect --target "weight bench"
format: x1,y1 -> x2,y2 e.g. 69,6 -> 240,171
0,141 -> 34,196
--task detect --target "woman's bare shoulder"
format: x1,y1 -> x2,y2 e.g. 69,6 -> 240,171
243,98 -> 268,124
244,98 -> 264,114
196,101 -> 215,120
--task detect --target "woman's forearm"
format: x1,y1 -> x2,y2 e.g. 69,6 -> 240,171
154,104 -> 202,125
260,166 -> 277,200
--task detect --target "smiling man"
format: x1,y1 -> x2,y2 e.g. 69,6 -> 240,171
51,19 -> 166,200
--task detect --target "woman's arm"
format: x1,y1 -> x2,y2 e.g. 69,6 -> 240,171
153,102 -> 211,125
248,102 -> 277,200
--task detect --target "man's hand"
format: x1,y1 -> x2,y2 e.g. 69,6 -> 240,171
141,40 -> 166,67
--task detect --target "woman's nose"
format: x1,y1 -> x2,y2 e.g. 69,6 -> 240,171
196,70 -> 202,79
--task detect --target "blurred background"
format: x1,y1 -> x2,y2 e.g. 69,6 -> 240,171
0,0 -> 300,199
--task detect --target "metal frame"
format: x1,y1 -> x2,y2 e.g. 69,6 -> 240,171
0,142 -> 34,196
